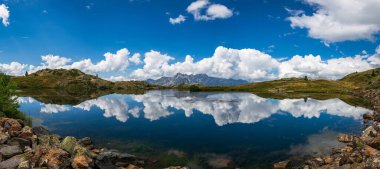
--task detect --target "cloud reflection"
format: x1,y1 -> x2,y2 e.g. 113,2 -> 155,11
22,90 -> 372,126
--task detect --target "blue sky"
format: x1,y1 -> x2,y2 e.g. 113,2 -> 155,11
0,0 -> 379,81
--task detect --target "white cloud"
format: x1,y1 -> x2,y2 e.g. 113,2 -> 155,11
278,54 -> 374,79
27,48 -> 140,74
169,15 -> 186,25
0,62 -> 28,75
186,0 -> 233,21
0,4 -> 10,27
130,46 -> 279,81
41,55 -> 72,69
368,46 -> 380,65
107,76 -> 130,82
288,0 -> 380,43
128,53 -> 142,64
1,46 -> 379,81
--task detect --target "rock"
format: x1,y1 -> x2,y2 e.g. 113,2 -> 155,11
32,126 -> 51,136
126,164 -> 142,169
285,159 -> 304,169
39,148 -> 70,169
0,132 -> 9,144
274,161 -> 288,169
7,137 -> 32,148
72,155 -> 93,169
374,113 -> 380,122
164,167 -> 189,169
18,126 -> 33,139
0,154 -> 27,169
313,157 -> 325,166
78,137 -> 92,146
323,156 -> 333,164
38,134 -> 61,148
17,161 -> 30,169
0,118 -> 22,132
363,126 -> 378,138
95,158 -> 117,169
364,145 -> 380,156
362,136 -> 380,149
0,145 -> 23,158
60,136 -> 77,155
337,134 -> 355,143
74,145 -> 97,159
363,113 -> 374,120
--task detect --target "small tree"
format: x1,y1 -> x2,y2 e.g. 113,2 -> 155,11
304,75 -> 308,81
0,73 -> 28,121
372,70 -> 376,76
25,71 -> 29,76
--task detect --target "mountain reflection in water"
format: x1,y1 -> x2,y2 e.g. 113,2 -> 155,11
17,90 -> 372,168
19,90 -> 371,125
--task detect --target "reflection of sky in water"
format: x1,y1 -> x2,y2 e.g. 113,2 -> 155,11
17,90 -> 372,168
18,90 -> 372,125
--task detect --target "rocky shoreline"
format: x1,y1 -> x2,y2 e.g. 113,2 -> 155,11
274,90 -> 380,169
0,117 -> 188,169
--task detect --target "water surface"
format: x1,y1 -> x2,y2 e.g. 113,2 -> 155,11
18,90 -> 371,168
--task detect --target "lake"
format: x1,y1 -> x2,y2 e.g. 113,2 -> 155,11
17,90 -> 372,168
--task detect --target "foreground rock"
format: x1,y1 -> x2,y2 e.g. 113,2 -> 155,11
274,90 -> 380,169
0,117 -> 156,169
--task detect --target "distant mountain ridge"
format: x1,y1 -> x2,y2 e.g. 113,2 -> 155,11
146,73 -> 249,86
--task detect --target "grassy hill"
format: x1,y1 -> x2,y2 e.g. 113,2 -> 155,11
181,68 -> 380,96
11,69 -> 154,95
340,68 -> 380,89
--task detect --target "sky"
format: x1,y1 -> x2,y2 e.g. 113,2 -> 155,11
0,0 -> 379,82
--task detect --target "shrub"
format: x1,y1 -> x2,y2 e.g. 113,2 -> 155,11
189,85 -> 201,92
0,73 -> 28,122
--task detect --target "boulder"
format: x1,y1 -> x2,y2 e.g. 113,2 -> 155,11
38,148 -> 71,169
274,161 -> 288,169
0,132 -> 9,144
0,154 -> 27,169
38,134 -> 61,148
364,145 -> 380,156
363,126 -> 378,138
337,134 -> 355,143
17,161 -> 30,169
0,145 -> 23,158
72,155 -> 93,169
0,118 -> 22,132
78,137 -> 92,146
18,126 -> 33,139
32,126 -> 51,136
60,136 -> 77,155
7,137 -> 32,148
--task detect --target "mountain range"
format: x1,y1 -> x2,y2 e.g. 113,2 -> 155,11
146,73 -> 249,86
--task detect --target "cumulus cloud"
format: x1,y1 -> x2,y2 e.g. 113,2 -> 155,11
0,48 -> 141,77
186,0 -> 233,21
169,15 -> 186,24
130,46 -> 279,81
1,46 -> 380,81
288,0 -> 380,43
41,55 -> 72,69
278,54 -> 374,79
0,4 -> 9,27
0,62 -> 28,75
